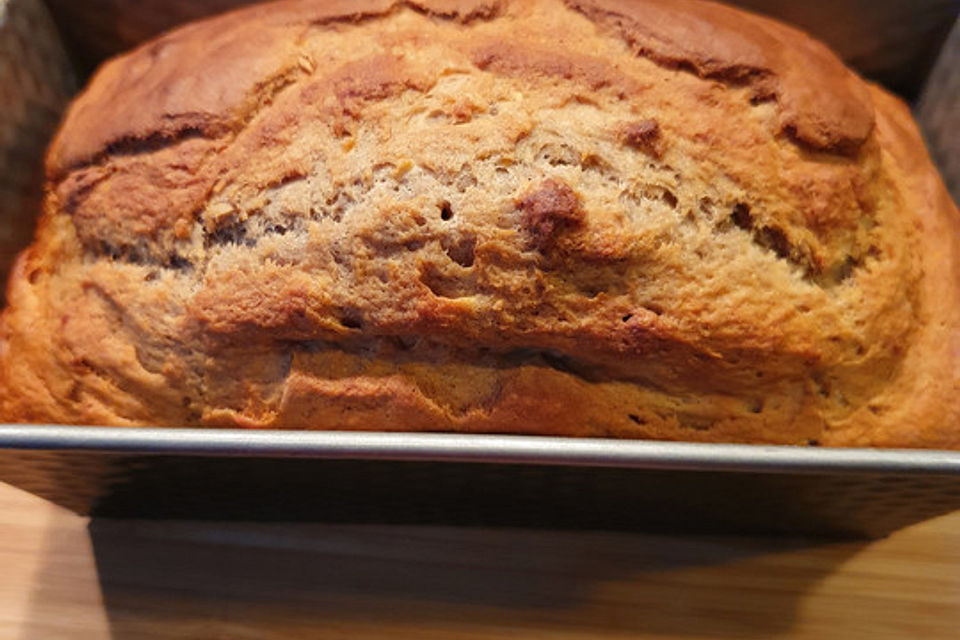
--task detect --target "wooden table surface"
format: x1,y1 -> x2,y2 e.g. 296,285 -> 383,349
1,481 -> 959,639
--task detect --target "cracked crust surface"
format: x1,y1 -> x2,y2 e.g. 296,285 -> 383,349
1,0 -> 958,447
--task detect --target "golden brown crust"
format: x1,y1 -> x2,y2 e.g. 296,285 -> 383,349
46,0 -> 503,178
47,0 -> 870,179
2,0 -> 958,447
563,0 -> 875,153
844,86 -> 960,449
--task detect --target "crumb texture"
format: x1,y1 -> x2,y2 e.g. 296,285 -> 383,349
2,0 -> 958,447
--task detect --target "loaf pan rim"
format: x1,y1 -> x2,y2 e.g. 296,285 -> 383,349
2,424 -> 959,475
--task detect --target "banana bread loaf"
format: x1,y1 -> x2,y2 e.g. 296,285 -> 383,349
2,0 -> 958,447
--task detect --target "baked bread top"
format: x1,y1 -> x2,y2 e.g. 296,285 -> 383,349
2,0 -> 958,446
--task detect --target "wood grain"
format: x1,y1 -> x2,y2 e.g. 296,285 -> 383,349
2,481 -> 959,639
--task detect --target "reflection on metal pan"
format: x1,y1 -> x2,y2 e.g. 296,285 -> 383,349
1,425 -> 959,475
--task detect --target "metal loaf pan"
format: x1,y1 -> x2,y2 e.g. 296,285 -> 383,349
2,425 -> 960,538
